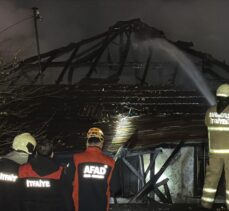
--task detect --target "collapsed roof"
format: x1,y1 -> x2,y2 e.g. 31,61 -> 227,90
1,19 -> 229,154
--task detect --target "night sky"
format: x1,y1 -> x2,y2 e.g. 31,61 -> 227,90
0,0 -> 229,63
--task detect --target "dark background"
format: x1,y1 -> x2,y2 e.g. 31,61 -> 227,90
1,0 -> 229,63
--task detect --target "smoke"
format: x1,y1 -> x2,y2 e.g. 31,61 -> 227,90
0,0 -> 229,63
144,0 -> 229,62
148,38 -> 216,105
0,0 -> 34,62
131,35 -> 216,105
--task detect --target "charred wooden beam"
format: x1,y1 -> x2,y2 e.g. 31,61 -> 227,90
141,48 -> 152,86
56,46 -> 80,84
85,32 -> 120,78
129,141 -> 184,202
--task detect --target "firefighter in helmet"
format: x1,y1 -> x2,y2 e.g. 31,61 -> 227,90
72,127 -> 115,211
201,84 -> 229,209
0,133 -> 37,211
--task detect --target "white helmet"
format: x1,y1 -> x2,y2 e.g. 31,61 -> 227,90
12,133 -> 37,154
216,84 -> 229,98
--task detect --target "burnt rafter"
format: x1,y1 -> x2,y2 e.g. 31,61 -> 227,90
0,19 -> 227,154
56,46 -> 80,84
111,31 -> 132,79
3,19 -> 165,84
140,48 -> 152,86
85,32 -> 120,79
3,19 -> 229,85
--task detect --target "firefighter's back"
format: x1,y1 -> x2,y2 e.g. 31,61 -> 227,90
0,158 -> 21,211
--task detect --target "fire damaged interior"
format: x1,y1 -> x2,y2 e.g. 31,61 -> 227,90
1,19 -> 229,210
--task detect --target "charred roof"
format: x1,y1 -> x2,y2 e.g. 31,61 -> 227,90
1,19 -> 228,154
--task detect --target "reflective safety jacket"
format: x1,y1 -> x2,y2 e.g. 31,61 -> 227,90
0,158 -> 21,211
73,146 -> 115,211
205,105 -> 229,154
18,156 -> 70,211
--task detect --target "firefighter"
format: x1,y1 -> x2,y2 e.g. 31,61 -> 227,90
72,127 -> 115,211
0,132 -> 37,211
201,84 -> 229,209
18,140 -> 74,211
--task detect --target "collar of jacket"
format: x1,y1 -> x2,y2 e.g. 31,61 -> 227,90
86,146 -> 102,153
3,151 -> 29,165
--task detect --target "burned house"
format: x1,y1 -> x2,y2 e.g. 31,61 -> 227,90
1,19 -> 229,209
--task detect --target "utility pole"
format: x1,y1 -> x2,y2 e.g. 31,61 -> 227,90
32,7 -> 42,75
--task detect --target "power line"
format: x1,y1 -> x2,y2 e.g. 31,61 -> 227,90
0,16 -> 33,35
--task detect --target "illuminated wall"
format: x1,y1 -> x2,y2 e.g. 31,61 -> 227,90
153,147 -> 194,203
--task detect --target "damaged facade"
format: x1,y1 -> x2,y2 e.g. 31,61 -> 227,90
1,19 -> 229,205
